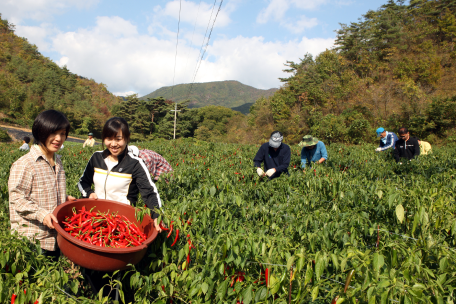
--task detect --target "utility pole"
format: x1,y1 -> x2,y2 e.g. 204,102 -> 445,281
170,102 -> 181,140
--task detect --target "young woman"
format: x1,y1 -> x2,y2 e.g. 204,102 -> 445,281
8,110 -> 76,259
78,117 -> 163,232
77,117 -> 163,298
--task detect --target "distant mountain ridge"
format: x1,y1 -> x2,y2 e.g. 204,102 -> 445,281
139,80 -> 277,114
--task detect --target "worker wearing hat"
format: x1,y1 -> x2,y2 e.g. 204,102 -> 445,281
299,135 -> 327,169
375,127 -> 398,152
253,131 -> 291,179
83,132 -> 95,148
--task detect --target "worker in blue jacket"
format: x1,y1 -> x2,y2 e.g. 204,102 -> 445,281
375,127 -> 398,152
253,131 -> 291,179
300,135 -> 328,169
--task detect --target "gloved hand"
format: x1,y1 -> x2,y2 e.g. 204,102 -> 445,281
375,148 -> 382,152
257,168 -> 264,176
265,169 -> 276,177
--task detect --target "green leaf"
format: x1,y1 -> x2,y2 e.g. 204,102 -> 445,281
377,280 -> 390,288
395,204 -> 404,223
241,285 -> 254,304
315,258 -> 325,279
216,279 -> 229,300
311,286 -> 319,301
210,186 -> 216,197
287,256 -> 295,271
373,253 -> 384,272
255,286 -> 267,302
201,282 -> 209,294
368,295 -> 376,304
304,264 -> 313,286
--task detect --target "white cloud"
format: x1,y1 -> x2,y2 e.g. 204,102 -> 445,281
50,16 -> 334,95
282,15 -> 318,34
15,23 -> 58,51
257,0 -> 328,24
154,0 -> 232,28
113,91 -> 137,97
0,0 -> 99,24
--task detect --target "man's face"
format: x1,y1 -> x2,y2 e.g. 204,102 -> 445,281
399,132 -> 410,141
380,131 -> 387,138
305,145 -> 316,150
89,135 -> 93,139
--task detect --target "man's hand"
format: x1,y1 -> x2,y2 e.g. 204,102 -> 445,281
89,193 -> 98,199
265,168 -> 276,177
375,148 -> 382,152
43,213 -> 58,229
256,168 -> 265,177
154,218 -> 162,233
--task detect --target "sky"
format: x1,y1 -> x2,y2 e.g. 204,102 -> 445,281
0,0 -> 390,97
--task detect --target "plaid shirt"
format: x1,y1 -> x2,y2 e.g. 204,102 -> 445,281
138,150 -> 173,180
8,145 -> 67,251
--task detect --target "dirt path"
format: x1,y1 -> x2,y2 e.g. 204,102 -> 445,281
0,124 -> 98,144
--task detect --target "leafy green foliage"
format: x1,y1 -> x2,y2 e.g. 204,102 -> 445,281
1,140 -> 456,303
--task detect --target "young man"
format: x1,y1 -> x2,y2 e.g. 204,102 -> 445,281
300,135 -> 328,169
393,127 -> 420,162
375,127 -> 398,152
19,136 -> 30,151
83,132 -> 95,148
253,131 -> 291,179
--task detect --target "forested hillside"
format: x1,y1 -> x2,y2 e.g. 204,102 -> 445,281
139,80 -> 277,113
112,95 -> 244,141
0,15 -> 121,137
230,0 -> 456,145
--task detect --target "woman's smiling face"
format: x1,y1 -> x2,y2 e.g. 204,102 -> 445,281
44,128 -> 67,153
104,130 -> 127,157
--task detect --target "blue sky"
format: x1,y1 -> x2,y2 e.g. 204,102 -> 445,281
1,0 -> 390,96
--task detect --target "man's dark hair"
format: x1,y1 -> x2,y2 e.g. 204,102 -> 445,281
270,131 -> 283,137
32,110 -> 70,146
102,117 -> 130,146
23,136 -> 30,144
398,127 -> 409,135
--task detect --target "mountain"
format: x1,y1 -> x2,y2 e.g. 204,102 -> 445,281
139,80 -> 277,114
223,0 -> 456,145
0,15 -> 122,136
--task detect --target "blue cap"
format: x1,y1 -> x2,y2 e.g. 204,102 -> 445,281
376,127 -> 385,137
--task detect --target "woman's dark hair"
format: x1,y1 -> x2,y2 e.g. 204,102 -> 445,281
32,110 -> 70,146
102,117 -> 130,146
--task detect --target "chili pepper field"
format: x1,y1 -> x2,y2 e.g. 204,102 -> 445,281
0,139 -> 455,304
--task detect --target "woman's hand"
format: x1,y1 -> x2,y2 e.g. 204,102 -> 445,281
89,193 -> 98,199
154,218 -> 163,233
43,213 -> 58,229
67,195 -> 77,201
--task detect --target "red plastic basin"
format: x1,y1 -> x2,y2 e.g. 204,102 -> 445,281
53,198 -> 158,272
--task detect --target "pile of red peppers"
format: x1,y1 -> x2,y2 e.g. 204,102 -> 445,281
62,206 -> 147,248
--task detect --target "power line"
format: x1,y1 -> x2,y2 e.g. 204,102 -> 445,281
186,0 -> 224,100
184,0 -> 203,73
171,0 -> 182,101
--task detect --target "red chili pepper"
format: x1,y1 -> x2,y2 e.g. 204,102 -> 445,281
265,268 -> 269,287
187,253 -> 190,266
167,222 -> 174,238
11,294 -> 17,304
171,229 -> 179,246
159,222 -> 169,231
